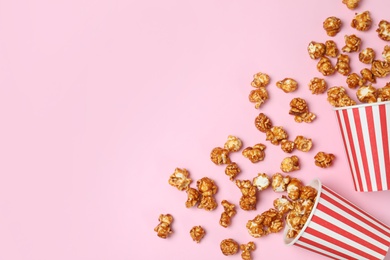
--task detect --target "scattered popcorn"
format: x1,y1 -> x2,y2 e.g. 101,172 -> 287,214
198,195 -> 218,211
251,72 -> 270,88
371,60 -> 390,78
225,162 -> 241,181
327,86 -> 357,107
185,187 -> 201,208
154,214 -> 174,239
377,20 -> 390,41
168,168 -> 192,191
281,155 -> 300,173
249,88 -> 269,108
210,147 -> 231,165
253,173 -> 270,191
323,17 -> 342,37
309,77 -> 328,94
246,208 -> 284,238
317,56 -> 335,76
289,97 -> 308,115
220,200 -> 237,228
307,41 -> 326,59
273,195 -> 294,215
242,143 -> 266,163
271,173 -> 291,192
356,85 -> 378,103
294,112 -> 317,123
254,112 -> 272,133
197,177 -> 218,211
346,73 -> 365,89
335,54 -> 351,76
236,179 -> 257,211
240,242 -> 256,260
360,68 -> 376,83
294,136 -> 313,152
220,239 -> 239,256
189,226 -> 205,243
378,83 -> 390,102
266,126 -> 288,145
383,45 -> 390,62
359,48 -> 376,64
280,139 -> 295,153
287,178 -> 303,201
314,151 -> 336,168
300,186 -> 318,200
351,11 -> 372,31
276,78 -> 298,93
342,0 -> 360,10
342,34 -> 361,53
224,135 -> 243,152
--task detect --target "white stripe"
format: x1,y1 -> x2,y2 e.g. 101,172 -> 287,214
347,108 -> 368,191
315,209 -> 389,251
373,105 -> 387,190
385,103 -> 390,189
296,240 -> 348,260
359,107 -> 377,191
338,110 -> 360,190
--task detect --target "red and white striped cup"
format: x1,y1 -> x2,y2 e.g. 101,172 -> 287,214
284,179 -> 390,260
334,101 -> 390,192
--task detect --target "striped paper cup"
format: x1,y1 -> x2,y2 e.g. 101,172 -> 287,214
334,101 -> 390,192
284,179 -> 390,260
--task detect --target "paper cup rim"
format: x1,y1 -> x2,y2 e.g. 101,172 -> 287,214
283,178 -> 322,246
332,100 -> 390,111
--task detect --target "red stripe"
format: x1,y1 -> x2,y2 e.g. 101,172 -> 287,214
342,109 -> 364,191
366,106 -> 382,190
336,110 -> 358,191
322,185 -> 390,238
312,214 -> 387,256
298,236 -> 355,259
353,108 -> 372,191
306,227 -> 380,259
379,104 -> 390,189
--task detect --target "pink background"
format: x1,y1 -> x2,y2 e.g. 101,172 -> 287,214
0,0 -> 389,259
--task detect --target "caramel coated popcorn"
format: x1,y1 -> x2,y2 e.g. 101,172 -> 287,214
254,112 -> 272,133
325,40 -> 339,58
360,68 -> 376,83
252,173 -> 270,191
246,208 -> 284,238
351,11 -> 372,31
371,60 -> 390,78
249,88 -> 269,109
240,242 -> 256,260
273,195 -> 293,215
224,135 -> 243,152
210,147 -> 231,165
154,214 -> 173,239
198,195 -> 218,211
185,187 -> 201,208
225,162 -> 241,181
317,56 -> 335,76
189,225 -> 205,243
383,45 -> 390,62
289,97 -> 308,115
342,34 -> 361,53
220,200 -> 237,228
314,151 -> 335,168
359,48 -> 376,64
197,177 -> 218,211
251,72 -> 270,88
309,77 -> 327,94
323,17 -> 342,37
346,73 -> 365,89
356,85 -> 378,103
168,168 -> 192,191
280,139 -> 295,153
276,78 -> 298,93
307,41 -> 326,59
266,126 -> 288,145
335,54 -> 351,76
280,155 -> 300,173
287,178 -> 302,201
242,143 -> 266,163
378,83 -> 390,102
294,136 -> 313,152
271,173 -> 291,192
327,86 -> 357,107
342,0 -> 360,10
377,20 -> 390,41
236,179 -> 257,211
220,239 -> 239,256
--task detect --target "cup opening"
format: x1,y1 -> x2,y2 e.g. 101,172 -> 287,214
332,100 -> 390,111
283,178 -> 322,246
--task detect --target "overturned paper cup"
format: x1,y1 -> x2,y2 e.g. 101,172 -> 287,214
334,101 -> 390,192
284,179 -> 390,260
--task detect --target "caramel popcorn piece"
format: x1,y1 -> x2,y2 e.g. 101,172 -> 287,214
220,239 -> 239,256
249,88 -> 269,109
307,41 -> 326,59
371,60 -> 390,78
281,155 -> 300,173
276,78 -> 298,93
325,41 -> 339,60
197,177 -> 218,197
377,20 -> 390,41
224,135 -> 243,152
346,73 -> 365,89
236,179 -> 257,211
242,143 -> 266,163
246,208 -> 284,238
314,151 -> 335,168
317,56 -> 335,76
342,0 -> 360,10
168,168 -> 192,191
359,48 -> 376,64
351,11 -> 372,31
220,200 -> 237,228
300,186 -> 318,200
280,139 -> 295,153
254,112 -> 272,133
274,195 -> 294,215
342,34 -> 361,53
383,45 -> 390,62
294,136 -> 313,152
154,214 -> 173,239
198,195 -> 218,211
323,17 -> 342,37
225,162 -> 241,181
360,68 -> 376,83
251,72 -> 270,88
186,187 -> 201,208
252,173 -> 270,191
271,173 -> 291,192
240,242 -> 256,260
294,112 -> 316,123
356,85 -> 378,103
327,86 -> 357,107
289,97 -> 308,115
287,178 -> 302,201
335,54 -> 351,76
309,77 -> 327,94
189,225 -> 205,243
378,83 -> 390,102
210,147 -> 231,165
266,126 -> 288,145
